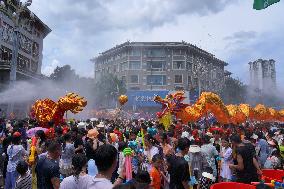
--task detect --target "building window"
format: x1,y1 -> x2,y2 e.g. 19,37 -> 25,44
121,76 -> 126,85
130,75 -> 139,83
175,86 -> 184,90
120,62 -> 128,71
173,61 -> 185,70
146,75 -> 166,86
174,75 -> 183,83
146,61 -> 166,71
186,62 -> 192,69
31,60 -> 38,72
211,71 -> 216,79
130,49 -> 141,56
147,49 -> 165,57
193,64 -> 197,72
1,46 -> 12,61
129,87 -> 140,90
188,76 -> 192,86
193,78 -> 198,87
129,61 -> 141,70
173,49 -> 185,55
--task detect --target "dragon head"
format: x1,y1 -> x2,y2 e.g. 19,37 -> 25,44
57,92 -> 87,114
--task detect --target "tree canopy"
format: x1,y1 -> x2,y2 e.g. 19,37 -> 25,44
221,77 -> 247,104
94,73 -> 127,108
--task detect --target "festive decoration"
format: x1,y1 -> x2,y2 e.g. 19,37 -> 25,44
154,91 -> 284,124
137,128 -> 146,149
123,148 -> 133,181
118,95 -> 128,106
28,137 -> 37,165
31,93 -> 87,126
158,112 -> 172,131
110,133 -> 118,143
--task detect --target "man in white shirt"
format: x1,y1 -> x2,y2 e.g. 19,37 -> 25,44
88,144 -> 124,189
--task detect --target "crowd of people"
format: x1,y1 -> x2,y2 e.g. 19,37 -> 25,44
0,117 -> 284,189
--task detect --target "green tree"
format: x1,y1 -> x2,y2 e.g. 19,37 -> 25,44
49,65 -> 78,82
48,65 -> 95,109
95,73 -> 127,108
221,77 -> 247,104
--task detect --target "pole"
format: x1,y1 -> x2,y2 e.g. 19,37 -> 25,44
150,60 -> 153,90
7,24 -> 19,115
198,73 -> 201,97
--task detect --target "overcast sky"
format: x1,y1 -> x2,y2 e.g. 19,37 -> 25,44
29,0 -> 284,86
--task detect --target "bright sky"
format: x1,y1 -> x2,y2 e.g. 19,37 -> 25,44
29,0 -> 284,87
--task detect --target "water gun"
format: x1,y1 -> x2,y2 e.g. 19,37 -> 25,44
147,127 -> 157,137
123,148 -> 133,181
251,180 -> 284,188
128,141 -> 137,150
28,137 -> 37,165
140,128 -> 145,149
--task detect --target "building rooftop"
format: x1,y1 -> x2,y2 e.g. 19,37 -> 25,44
93,41 -> 228,66
224,70 -> 232,76
0,4 -> 51,38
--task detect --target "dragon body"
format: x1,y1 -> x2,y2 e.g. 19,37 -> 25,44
31,93 -> 87,126
155,91 -> 284,124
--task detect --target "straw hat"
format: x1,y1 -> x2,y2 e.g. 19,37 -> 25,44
87,128 -> 99,139
189,145 -> 201,153
110,133 -> 118,143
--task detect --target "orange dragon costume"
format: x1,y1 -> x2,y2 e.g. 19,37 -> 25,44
154,91 -> 284,125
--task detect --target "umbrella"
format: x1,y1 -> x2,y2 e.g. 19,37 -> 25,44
27,127 -> 48,138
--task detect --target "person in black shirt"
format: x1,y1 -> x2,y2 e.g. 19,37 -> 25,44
166,155 -> 190,189
71,126 -> 84,154
165,138 -> 190,189
1,136 -> 12,180
36,141 -> 61,189
229,135 -> 261,184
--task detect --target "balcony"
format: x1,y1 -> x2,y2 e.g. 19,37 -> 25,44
0,61 -> 42,80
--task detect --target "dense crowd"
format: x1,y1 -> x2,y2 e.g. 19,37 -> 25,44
0,117 -> 284,189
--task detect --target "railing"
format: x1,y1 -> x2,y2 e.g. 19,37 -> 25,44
0,60 -> 42,79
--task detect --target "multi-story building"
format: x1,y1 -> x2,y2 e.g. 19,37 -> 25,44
93,41 -> 228,93
0,1 -> 51,116
249,59 -> 276,94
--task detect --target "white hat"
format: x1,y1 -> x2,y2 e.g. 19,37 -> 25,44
206,132 -> 213,137
77,122 -> 86,129
181,131 -> 189,139
189,145 -> 201,153
90,118 -> 98,122
138,118 -> 145,122
97,122 -> 105,128
202,172 -> 215,181
251,134 -> 258,140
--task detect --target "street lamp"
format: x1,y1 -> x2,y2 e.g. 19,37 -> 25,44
5,0 -> 33,115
